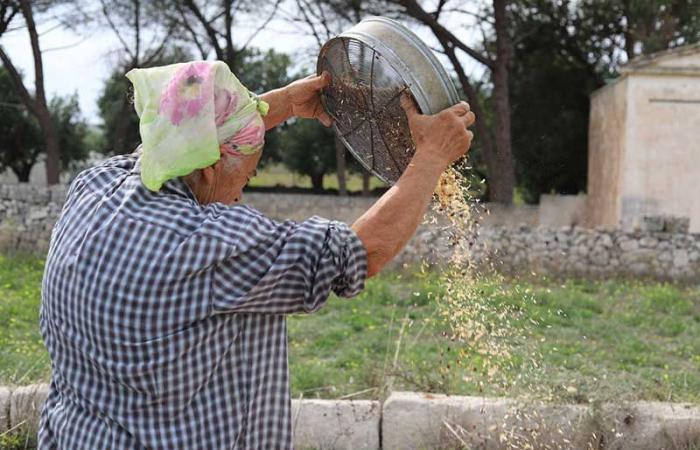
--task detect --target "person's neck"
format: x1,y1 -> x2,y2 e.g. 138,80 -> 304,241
184,176 -> 215,204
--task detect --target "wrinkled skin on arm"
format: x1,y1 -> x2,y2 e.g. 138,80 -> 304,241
351,96 -> 475,277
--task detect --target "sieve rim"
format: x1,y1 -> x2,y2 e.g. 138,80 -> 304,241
316,16 -> 460,185
356,16 -> 460,110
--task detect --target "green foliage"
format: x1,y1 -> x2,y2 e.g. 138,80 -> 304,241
509,16 -> 598,203
509,0 -> 700,203
234,48 -> 291,94
0,423 -> 37,450
0,255 -> 49,385
0,68 -> 88,181
277,119 -> 337,192
0,68 -> 42,182
51,95 -> 90,173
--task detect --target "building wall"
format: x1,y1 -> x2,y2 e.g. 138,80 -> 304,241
586,78 -> 628,228
621,72 -> 700,232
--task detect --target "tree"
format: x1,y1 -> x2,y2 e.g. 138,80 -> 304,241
60,0 -> 185,155
0,68 -> 88,181
52,95 -> 90,174
0,0 -> 62,184
508,0 -> 700,202
288,0 -> 516,203
0,67 -> 42,182
158,0 -> 282,70
509,18 -> 597,202
393,0 -> 515,204
278,119 -> 337,192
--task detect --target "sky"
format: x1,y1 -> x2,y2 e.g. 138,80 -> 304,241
1,2 -> 482,126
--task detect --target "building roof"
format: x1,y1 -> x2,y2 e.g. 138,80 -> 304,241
620,42 -> 700,75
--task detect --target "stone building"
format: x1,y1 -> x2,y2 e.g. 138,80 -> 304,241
587,43 -> 700,232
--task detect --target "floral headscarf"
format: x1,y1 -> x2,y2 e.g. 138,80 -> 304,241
126,61 -> 269,191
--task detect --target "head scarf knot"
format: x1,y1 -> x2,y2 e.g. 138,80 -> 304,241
126,60 -> 268,191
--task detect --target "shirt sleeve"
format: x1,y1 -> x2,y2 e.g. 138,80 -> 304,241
210,208 -> 367,315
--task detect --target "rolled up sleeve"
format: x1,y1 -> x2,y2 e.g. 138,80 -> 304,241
211,210 -> 367,315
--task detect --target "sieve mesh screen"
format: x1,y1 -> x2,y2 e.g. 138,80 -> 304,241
318,37 -> 417,184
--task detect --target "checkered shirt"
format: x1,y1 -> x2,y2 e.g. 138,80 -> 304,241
37,151 -> 367,449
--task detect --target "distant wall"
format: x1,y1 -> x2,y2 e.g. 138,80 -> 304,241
471,225 -> 700,282
1,183 -> 698,281
538,194 -> 587,227
0,183 -> 546,255
587,54 -> 700,233
620,73 -> 700,233
587,77 -> 628,229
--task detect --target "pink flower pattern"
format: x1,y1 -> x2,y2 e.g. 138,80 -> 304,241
214,87 -> 238,126
159,62 -> 214,125
158,61 -> 265,156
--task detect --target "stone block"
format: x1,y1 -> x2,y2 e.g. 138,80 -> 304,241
0,386 -> 11,432
665,217 -> 690,234
382,392 -> 598,450
598,233 -> 614,248
673,249 -> 690,269
291,398 -> 380,450
641,216 -> 665,232
639,236 -> 659,248
619,238 -> 639,252
10,383 -> 49,432
28,208 -> 48,221
601,402 -> 700,450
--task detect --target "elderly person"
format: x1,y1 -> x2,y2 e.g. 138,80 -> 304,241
38,61 -> 474,449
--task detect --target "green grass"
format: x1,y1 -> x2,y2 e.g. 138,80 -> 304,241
248,163 -> 385,191
0,255 -> 50,386
2,254 -> 700,405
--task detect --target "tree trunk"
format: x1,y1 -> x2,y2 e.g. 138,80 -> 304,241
12,164 -> 32,183
20,0 -> 61,185
335,137 -> 347,196
362,170 -> 370,196
37,107 -> 60,184
489,0 -> 515,204
310,172 -> 324,193
397,0 -> 515,204
439,39 -> 498,202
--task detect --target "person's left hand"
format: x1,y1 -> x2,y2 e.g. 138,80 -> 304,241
285,72 -> 333,126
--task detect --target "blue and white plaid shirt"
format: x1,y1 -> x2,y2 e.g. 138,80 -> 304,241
38,152 -> 367,449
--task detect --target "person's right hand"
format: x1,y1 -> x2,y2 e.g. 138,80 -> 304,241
400,94 -> 475,170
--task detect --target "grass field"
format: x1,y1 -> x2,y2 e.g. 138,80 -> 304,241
1,254 -> 699,405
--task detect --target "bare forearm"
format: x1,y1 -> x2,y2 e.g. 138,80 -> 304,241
351,151 -> 445,277
259,87 -> 292,130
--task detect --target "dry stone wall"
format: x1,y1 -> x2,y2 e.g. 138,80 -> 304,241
1,184 -> 698,281
471,225 -> 700,282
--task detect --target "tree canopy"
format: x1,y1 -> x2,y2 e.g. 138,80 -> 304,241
0,67 -> 88,182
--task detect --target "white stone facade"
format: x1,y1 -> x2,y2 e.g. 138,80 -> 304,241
587,44 -> 700,232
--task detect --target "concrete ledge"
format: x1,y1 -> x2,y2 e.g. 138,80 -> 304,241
0,386 -> 11,431
2,385 -> 700,450
291,398 -> 380,450
9,383 -> 49,432
600,401 -> 700,449
382,391 -> 700,450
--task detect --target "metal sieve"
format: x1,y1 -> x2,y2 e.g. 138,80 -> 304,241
317,16 -> 460,184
